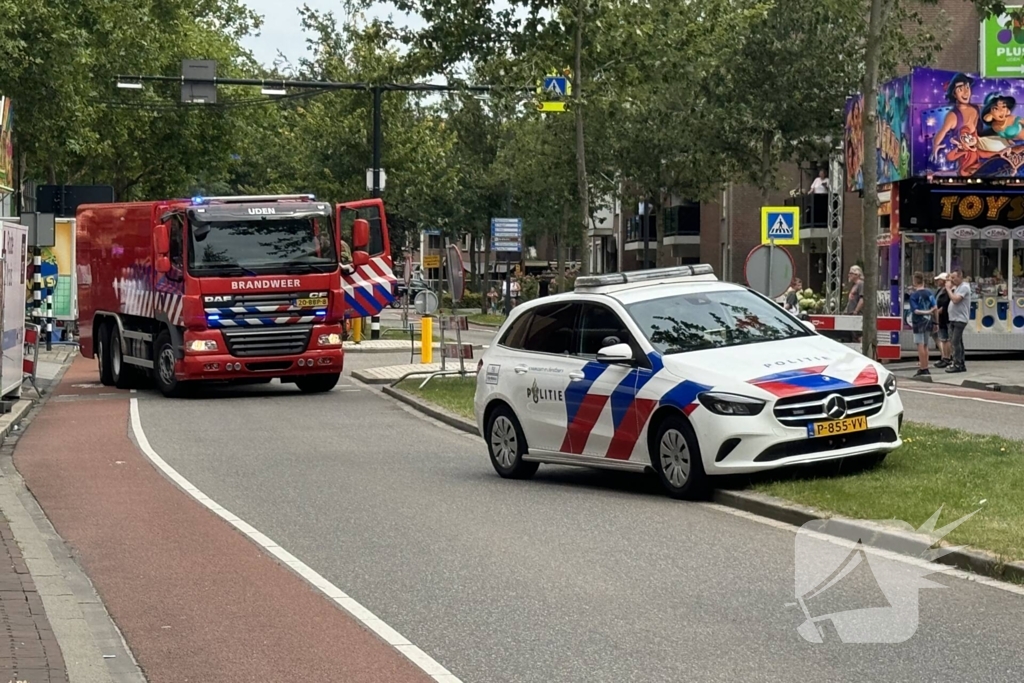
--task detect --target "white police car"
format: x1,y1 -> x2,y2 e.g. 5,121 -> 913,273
473,265 -> 903,500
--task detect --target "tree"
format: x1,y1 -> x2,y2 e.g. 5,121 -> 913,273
0,0 -> 265,203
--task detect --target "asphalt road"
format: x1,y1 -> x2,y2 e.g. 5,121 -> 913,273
132,368 -> 1024,683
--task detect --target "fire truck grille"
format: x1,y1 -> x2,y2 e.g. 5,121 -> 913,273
221,326 -> 313,357
203,292 -> 328,324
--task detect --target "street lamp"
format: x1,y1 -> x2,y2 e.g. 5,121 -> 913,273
116,80 -> 143,90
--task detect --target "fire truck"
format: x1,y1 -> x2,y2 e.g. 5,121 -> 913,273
76,193 -> 390,397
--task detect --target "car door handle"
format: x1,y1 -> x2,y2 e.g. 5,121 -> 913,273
569,371 -> 585,381
514,365 -> 529,375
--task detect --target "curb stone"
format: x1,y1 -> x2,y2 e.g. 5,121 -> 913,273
381,385 -> 478,435
381,385 -> 1024,586
0,358 -> 148,683
713,490 -> 1024,584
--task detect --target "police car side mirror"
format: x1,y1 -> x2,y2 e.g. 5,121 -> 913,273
802,320 -> 816,332
596,343 -> 633,365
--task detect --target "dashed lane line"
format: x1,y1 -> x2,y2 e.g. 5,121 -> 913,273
128,398 -> 463,683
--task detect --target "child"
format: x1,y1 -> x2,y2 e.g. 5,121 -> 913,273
909,271 -> 937,377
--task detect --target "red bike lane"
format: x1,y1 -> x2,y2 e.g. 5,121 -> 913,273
14,357 -> 432,683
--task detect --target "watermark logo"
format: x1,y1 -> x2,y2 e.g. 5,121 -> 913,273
791,505 -> 979,644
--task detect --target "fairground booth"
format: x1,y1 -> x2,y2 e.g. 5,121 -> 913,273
847,67 -> 1024,353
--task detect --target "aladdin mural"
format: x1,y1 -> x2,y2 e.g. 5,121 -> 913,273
845,68 -> 1024,187
917,69 -> 1024,178
845,76 -> 912,191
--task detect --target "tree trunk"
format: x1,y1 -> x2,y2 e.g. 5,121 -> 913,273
574,0 -> 591,276
484,231 -> 492,312
760,128 -> 774,206
469,231 -> 478,294
859,0 -> 893,359
557,205 -> 569,292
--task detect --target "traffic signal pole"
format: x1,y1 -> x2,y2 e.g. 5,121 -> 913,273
117,70 -> 535,336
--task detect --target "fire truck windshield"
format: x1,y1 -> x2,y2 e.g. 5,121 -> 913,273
187,217 -> 338,276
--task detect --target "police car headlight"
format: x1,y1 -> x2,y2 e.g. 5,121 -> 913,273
884,373 -> 897,396
697,392 -> 766,416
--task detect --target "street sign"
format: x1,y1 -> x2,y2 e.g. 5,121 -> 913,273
744,244 -> 795,298
365,168 -> 387,191
441,315 -> 469,331
543,76 -> 568,97
491,217 -> 523,252
760,207 -> 800,246
414,290 -> 439,315
423,254 -> 441,269
981,7 -> 1024,76
443,343 -> 474,360
181,59 -> 217,104
446,243 -> 465,303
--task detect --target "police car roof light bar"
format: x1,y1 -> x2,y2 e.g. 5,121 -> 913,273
192,194 -> 316,205
575,264 -> 717,290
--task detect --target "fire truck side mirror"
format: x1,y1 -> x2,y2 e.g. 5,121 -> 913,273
154,223 -> 170,255
352,251 -> 370,267
156,256 -> 171,274
352,218 -> 370,251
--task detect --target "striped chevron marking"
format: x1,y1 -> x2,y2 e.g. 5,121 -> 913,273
748,361 -> 879,398
114,265 -> 184,326
342,256 -> 396,318
558,353 -> 713,462
210,316 -> 320,328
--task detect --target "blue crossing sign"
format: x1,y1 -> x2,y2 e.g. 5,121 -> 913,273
760,207 -> 800,246
543,76 -> 568,97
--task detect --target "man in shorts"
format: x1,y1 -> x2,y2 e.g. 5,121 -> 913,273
932,272 -> 952,368
909,271 -> 937,377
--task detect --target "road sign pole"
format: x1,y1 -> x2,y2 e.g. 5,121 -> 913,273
766,239 -> 774,297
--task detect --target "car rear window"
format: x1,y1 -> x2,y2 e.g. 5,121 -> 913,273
499,311 -> 532,349
522,302 -> 578,355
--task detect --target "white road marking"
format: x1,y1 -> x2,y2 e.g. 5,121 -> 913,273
900,387 -> 1024,408
128,398 -> 463,682
702,502 -> 1024,596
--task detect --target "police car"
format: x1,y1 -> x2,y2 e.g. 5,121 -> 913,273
473,265 -> 903,500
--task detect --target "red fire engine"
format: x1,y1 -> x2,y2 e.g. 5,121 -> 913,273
76,193 -> 387,397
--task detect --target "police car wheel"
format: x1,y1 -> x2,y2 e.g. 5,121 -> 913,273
486,405 -> 538,480
652,415 -> 708,500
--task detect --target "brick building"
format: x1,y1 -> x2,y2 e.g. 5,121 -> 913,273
598,0 -> 983,291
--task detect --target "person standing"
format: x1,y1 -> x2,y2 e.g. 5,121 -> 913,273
945,268 -> 971,373
932,273 -> 952,368
909,272 -> 937,377
845,266 -> 864,315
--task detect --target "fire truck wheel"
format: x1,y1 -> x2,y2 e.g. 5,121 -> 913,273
154,330 -> 186,398
294,373 -> 341,394
109,327 -> 137,390
97,322 -> 114,387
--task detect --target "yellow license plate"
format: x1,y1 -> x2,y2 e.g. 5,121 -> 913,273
808,415 -> 867,438
295,297 -> 328,308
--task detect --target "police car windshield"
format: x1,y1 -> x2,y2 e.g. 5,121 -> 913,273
626,289 -> 810,355
188,217 -> 338,274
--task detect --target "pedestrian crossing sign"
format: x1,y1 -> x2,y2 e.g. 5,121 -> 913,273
761,207 -> 800,245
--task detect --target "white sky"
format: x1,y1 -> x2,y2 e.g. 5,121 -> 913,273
240,1 -> 425,68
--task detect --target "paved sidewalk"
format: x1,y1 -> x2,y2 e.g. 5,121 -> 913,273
351,363 -> 447,384
0,513 -> 66,682
890,355 -> 1024,393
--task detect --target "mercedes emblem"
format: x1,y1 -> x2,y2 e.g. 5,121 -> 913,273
824,394 -> 848,420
